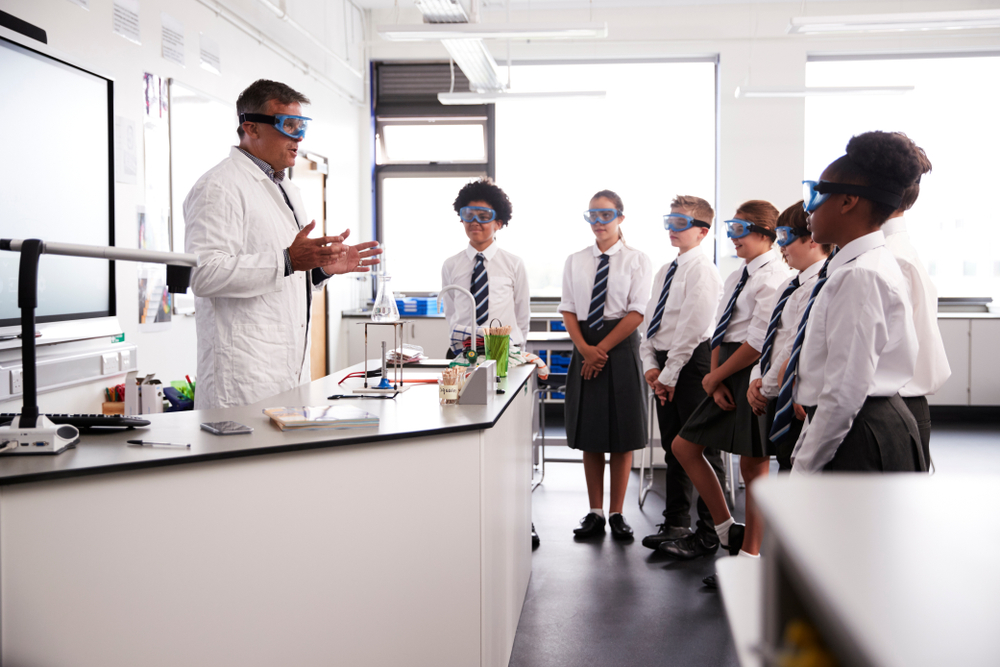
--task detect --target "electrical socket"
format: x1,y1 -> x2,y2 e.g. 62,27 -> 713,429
119,350 -> 132,371
10,368 -> 23,395
101,352 -> 120,375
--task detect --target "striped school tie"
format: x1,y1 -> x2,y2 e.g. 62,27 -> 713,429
769,253 -> 836,444
710,267 -> 749,349
646,260 -> 678,339
471,253 -> 489,327
586,253 -> 610,330
758,276 -> 801,376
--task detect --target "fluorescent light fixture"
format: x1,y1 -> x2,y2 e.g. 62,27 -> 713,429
442,38 -> 504,92
735,86 -> 915,98
438,91 -> 607,105
377,22 -> 609,41
414,0 -> 468,23
788,9 -> 1000,34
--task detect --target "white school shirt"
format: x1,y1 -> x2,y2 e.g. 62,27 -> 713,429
638,247 -> 723,386
790,230 -> 918,474
441,242 -> 531,347
751,257 -> 825,399
882,216 -> 951,396
716,248 -> 793,351
558,241 -> 652,322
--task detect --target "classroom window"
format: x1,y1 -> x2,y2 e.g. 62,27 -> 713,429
805,54 -> 1000,301
495,60 -> 718,296
377,117 -> 487,164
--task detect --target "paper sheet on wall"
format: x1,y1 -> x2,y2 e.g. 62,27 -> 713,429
114,115 -> 137,185
113,0 -> 140,45
161,13 -> 184,66
65,0 -> 89,9
199,33 -> 221,75
140,72 -> 172,331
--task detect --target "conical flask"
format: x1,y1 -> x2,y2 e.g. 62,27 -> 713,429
371,274 -> 399,322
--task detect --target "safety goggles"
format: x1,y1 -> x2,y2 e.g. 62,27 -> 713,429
802,180 -> 903,213
239,113 -> 311,139
583,209 -> 621,225
459,206 -> 497,223
725,218 -> 776,240
775,225 -> 811,247
664,213 -> 712,232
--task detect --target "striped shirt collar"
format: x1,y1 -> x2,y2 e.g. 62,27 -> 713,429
236,147 -> 285,184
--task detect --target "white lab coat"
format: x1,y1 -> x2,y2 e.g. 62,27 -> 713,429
184,147 -> 327,409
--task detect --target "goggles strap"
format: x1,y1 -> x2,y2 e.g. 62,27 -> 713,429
815,181 -> 903,209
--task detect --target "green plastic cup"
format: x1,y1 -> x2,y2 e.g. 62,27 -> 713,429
485,334 -> 510,377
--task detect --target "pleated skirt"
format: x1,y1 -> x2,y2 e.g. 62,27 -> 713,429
565,319 -> 647,453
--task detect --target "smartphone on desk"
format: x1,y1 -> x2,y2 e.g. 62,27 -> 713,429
200,421 -> 254,436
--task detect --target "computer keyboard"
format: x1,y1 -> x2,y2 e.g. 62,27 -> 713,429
0,413 -> 151,430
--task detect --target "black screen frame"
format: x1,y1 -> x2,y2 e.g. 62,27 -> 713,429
0,33 -> 116,330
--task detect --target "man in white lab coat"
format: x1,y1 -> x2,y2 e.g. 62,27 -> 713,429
184,80 -> 379,409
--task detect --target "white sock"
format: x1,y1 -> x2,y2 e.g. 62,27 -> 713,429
591,508 -> 605,518
609,512 -> 621,518
738,550 -> 760,559
714,517 -> 735,547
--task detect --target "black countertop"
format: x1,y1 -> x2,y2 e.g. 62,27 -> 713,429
0,364 -> 534,486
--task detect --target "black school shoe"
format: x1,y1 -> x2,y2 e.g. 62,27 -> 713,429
641,523 -> 693,550
531,523 -> 540,549
608,514 -> 634,541
658,519 -> 735,560
702,574 -> 718,589
573,512 -> 606,538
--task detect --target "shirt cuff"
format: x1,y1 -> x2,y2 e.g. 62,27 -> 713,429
311,266 -> 330,286
283,248 -> 293,277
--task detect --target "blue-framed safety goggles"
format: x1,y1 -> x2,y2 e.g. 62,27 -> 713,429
725,218 -> 776,240
775,225 -> 811,247
583,209 -> 621,225
459,206 -> 497,223
802,179 -> 904,213
239,112 -> 311,139
664,213 -> 712,232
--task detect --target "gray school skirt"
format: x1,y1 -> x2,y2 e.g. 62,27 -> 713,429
811,394 -> 927,472
565,320 -> 647,453
678,341 -> 768,458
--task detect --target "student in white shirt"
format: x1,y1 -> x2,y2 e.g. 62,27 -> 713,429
661,201 -> 792,568
746,202 -> 832,471
637,195 -> 727,551
788,131 -> 926,474
441,179 -> 530,358
559,190 -> 652,541
882,134 -> 950,465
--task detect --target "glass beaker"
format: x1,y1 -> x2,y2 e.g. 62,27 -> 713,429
371,274 -> 399,322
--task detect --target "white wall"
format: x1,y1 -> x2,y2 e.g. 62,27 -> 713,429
0,0 -> 367,414
368,0 -> 1000,274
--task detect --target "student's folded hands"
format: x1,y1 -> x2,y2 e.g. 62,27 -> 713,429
747,378 -> 767,416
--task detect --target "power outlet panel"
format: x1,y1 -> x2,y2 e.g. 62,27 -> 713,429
119,350 -> 132,371
101,352 -> 120,375
10,368 -> 23,395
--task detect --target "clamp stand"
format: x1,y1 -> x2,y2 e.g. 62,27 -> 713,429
354,320 -> 412,394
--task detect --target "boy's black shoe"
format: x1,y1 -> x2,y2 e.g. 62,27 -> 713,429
702,573 -> 718,589
531,523 -> 540,549
657,519 -> 726,559
573,512 -> 606,538
608,514 -> 634,541
641,523 -> 692,550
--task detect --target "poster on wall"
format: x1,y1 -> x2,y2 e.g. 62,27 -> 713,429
139,72 -> 172,331
113,0 -> 140,45
137,206 -> 172,330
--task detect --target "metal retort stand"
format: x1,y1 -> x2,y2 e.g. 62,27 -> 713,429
356,320 -> 413,394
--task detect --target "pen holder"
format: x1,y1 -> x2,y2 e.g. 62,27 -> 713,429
484,334 -> 509,378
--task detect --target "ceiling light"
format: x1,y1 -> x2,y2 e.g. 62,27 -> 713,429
377,22 -> 609,41
414,0 -> 468,23
438,91 -> 607,105
735,86 -> 915,98
788,9 -> 1000,34
442,38 -> 504,92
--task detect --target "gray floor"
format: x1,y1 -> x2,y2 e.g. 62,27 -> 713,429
509,421 -> 1000,667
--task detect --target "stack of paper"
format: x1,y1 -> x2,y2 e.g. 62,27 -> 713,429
263,406 -> 379,431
